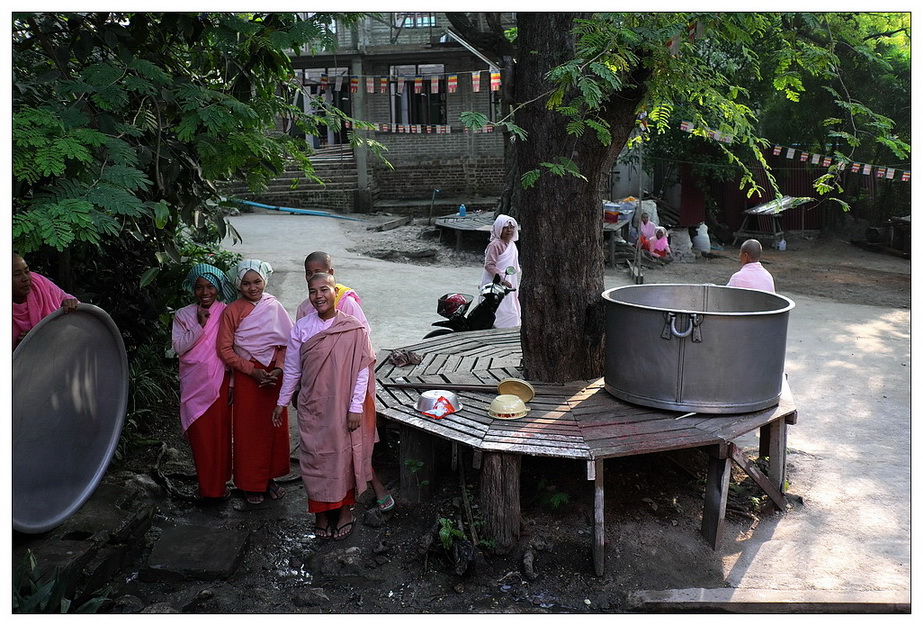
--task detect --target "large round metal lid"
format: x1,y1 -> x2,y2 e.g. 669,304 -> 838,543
13,304 -> 129,534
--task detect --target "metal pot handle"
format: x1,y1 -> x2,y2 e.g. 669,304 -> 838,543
661,312 -> 703,341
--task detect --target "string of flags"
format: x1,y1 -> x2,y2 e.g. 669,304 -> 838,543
343,121 -> 499,134
304,70 -> 501,95
769,144 -> 910,182
677,120 -> 910,182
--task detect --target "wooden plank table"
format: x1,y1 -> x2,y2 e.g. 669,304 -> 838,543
375,328 -> 797,576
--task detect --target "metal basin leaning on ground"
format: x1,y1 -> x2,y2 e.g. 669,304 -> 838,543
603,284 -> 795,414
12,304 -> 129,534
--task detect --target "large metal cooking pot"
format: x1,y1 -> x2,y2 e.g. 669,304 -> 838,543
602,284 -> 794,414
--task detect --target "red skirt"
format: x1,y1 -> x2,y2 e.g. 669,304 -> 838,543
308,489 -> 356,513
232,361 -> 291,493
185,372 -> 232,498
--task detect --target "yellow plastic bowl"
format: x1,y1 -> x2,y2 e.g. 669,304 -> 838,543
497,378 -> 535,403
488,394 -> 529,420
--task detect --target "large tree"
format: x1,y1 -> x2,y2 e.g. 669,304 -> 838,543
447,12 -> 909,382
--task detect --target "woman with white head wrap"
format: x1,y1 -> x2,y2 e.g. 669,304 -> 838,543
217,259 -> 294,505
479,214 -> 522,328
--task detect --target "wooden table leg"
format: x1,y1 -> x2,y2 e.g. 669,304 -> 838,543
591,459 -> 605,576
480,452 -> 521,554
701,443 -> 731,550
399,424 -> 434,503
760,418 -> 788,492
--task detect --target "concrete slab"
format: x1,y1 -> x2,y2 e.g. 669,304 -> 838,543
142,524 -> 250,582
628,587 -> 911,613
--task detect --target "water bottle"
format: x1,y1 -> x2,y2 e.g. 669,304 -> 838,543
459,204 -> 466,216
778,238 -> 787,251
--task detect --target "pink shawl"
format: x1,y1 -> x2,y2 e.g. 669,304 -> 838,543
233,294 -> 293,367
173,301 -> 227,431
12,272 -> 75,350
296,311 -> 376,503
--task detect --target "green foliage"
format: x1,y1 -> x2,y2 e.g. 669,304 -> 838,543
13,550 -> 110,614
12,11 -> 363,260
437,518 -> 465,550
403,458 -> 431,489
463,12 -> 909,208
534,478 -> 571,511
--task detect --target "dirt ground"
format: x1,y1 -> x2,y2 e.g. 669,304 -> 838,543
102,217 -> 910,614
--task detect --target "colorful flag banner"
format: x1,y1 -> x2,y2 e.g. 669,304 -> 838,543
886,168 -> 895,179
320,74 -> 328,92
490,71 -> 501,91
366,77 -> 375,93
380,76 -> 389,93
863,164 -> 872,175
786,148 -> 795,159
800,151 -> 809,162
396,78 -> 404,95
414,76 -> 423,94
901,171 -> 910,182
448,74 -> 458,93
431,76 -> 440,94
471,71 -> 481,92
773,145 -> 782,156
811,153 -> 821,165
851,162 -> 861,173
350,76 -> 359,93
681,121 -> 695,132
822,156 -> 832,167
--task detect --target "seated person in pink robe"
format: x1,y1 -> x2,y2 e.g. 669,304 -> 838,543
13,253 -> 78,350
274,272 -> 376,541
648,227 -> 672,259
637,212 -> 658,250
727,239 -> 775,292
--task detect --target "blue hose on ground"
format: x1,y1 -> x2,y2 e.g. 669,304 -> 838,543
232,199 -> 365,221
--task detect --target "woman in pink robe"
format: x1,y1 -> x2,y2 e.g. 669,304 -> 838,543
480,214 -> 522,328
217,259 -> 294,505
172,264 -> 236,499
275,272 -> 376,541
13,253 -> 78,350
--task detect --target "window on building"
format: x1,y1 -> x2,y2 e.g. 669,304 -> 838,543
389,64 -> 447,126
393,12 -> 436,28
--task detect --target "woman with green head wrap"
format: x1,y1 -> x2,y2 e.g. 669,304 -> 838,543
172,263 -> 236,500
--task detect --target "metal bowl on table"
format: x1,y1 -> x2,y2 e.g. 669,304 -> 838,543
415,390 -> 463,419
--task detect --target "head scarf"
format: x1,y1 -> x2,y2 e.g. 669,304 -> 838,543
490,214 -> 519,242
234,259 -> 273,289
184,263 -> 236,302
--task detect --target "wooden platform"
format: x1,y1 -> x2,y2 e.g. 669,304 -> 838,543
434,213 -> 630,264
375,328 -> 797,575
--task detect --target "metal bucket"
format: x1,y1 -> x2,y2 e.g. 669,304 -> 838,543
602,284 -> 794,414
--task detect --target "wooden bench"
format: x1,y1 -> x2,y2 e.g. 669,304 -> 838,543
375,328 -> 797,576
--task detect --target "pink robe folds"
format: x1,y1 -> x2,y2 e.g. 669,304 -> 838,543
727,262 -> 776,293
172,302 -> 232,497
13,272 -> 75,350
217,294 -> 294,494
278,311 -> 376,511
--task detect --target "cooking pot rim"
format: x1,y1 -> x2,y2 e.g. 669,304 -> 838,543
601,284 -> 795,315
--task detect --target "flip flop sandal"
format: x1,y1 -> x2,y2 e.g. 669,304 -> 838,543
377,494 -> 395,512
314,525 -> 332,539
333,521 -> 354,541
267,482 -> 285,500
245,491 -> 265,505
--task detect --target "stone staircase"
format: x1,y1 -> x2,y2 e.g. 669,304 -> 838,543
223,144 -> 360,213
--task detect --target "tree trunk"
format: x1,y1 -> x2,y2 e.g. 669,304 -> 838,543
513,13 -> 646,383
479,452 -> 521,554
